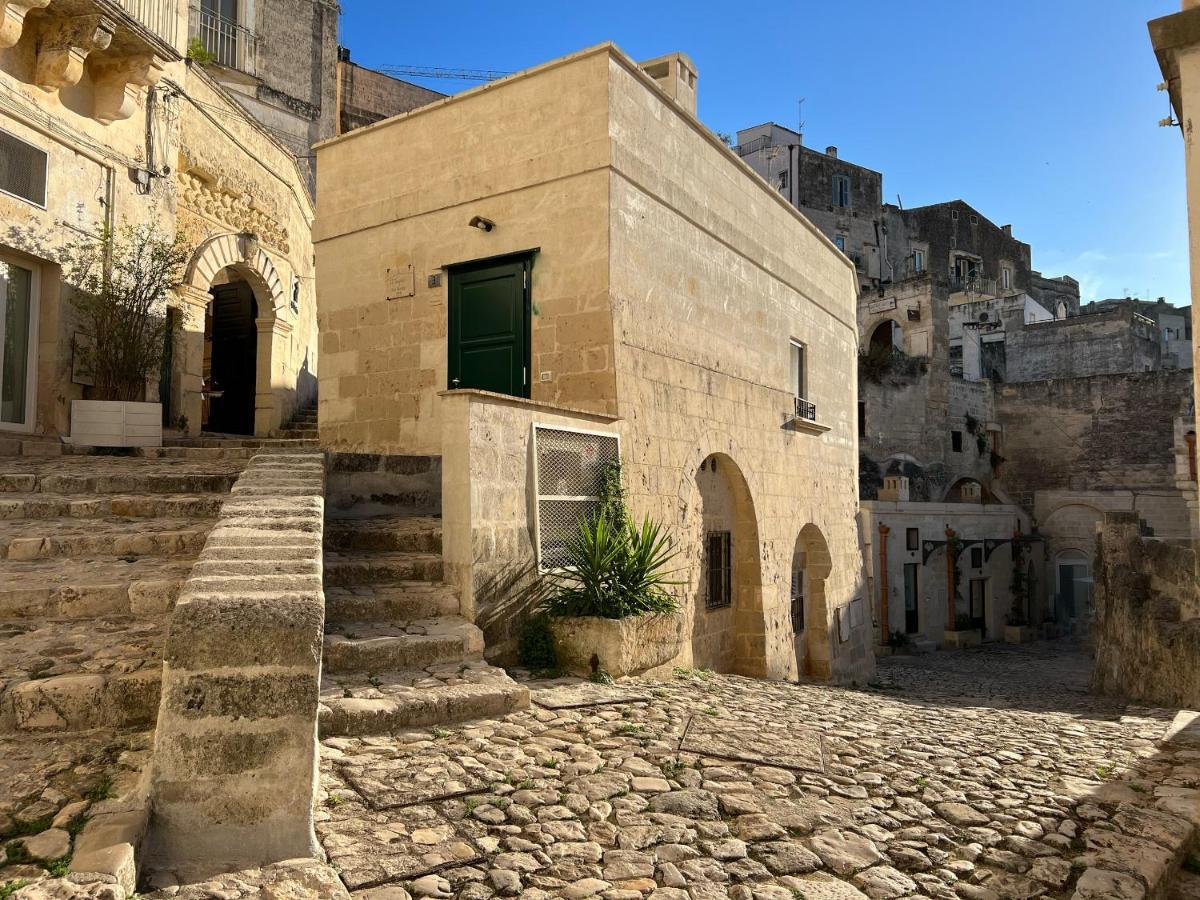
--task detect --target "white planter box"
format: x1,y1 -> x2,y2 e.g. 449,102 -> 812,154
69,400 -> 162,448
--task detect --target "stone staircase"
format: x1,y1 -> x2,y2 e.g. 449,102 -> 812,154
317,458 -> 528,737
162,400 -> 320,451
0,452 -> 245,734
278,401 -> 318,441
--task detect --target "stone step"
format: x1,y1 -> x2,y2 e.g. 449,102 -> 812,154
318,662 -> 529,736
324,551 -> 444,586
324,516 -> 442,554
165,437 -> 320,449
0,493 -> 222,521
0,556 -> 191,619
0,518 -> 210,560
280,428 -> 319,439
322,617 -> 483,674
325,583 -> 460,623
0,471 -> 237,495
139,446 -> 256,461
2,669 -> 161,733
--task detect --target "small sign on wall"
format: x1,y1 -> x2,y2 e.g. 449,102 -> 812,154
385,262 -> 414,300
868,297 -> 897,314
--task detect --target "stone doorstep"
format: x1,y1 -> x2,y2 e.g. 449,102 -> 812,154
0,576 -> 183,619
318,680 -> 531,739
7,669 -> 161,732
324,516 -> 443,554
323,618 -> 484,674
0,494 -> 222,520
1,523 -> 210,561
324,583 -> 461,623
323,552 -> 445,585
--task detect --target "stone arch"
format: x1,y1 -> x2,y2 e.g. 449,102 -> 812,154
690,452 -> 767,677
868,318 -> 903,355
176,232 -> 290,437
184,232 -> 287,316
792,523 -> 833,679
943,477 -> 993,504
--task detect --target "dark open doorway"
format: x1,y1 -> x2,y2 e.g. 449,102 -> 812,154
204,278 -> 258,435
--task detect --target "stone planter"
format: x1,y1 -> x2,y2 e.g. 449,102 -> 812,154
69,400 -> 162,448
1004,625 -> 1034,644
549,613 -> 684,678
942,628 -> 982,650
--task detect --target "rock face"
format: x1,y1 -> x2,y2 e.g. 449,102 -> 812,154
549,613 -> 685,678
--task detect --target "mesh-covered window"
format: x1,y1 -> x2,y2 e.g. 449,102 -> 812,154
533,425 -> 620,571
0,130 -> 47,207
705,531 -> 732,610
790,567 -> 804,632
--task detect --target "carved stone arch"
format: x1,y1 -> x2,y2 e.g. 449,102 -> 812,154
184,232 -> 286,316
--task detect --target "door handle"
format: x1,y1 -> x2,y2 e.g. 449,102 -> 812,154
451,377 -> 461,388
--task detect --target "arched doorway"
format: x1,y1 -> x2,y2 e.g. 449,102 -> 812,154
792,524 -> 832,678
868,319 -> 901,356
691,453 -> 766,676
204,270 -> 259,435
178,232 -> 287,437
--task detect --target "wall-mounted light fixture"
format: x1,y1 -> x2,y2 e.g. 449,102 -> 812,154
469,215 -> 495,232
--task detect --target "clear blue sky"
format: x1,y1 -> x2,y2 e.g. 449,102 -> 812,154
340,1 -> 1188,306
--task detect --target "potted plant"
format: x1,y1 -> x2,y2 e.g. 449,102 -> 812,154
944,612 -> 982,649
63,224 -> 190,448
1005,537 -> 1034,643
543,470 -> 683,678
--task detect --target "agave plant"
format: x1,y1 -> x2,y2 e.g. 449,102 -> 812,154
543,510 -> 681,620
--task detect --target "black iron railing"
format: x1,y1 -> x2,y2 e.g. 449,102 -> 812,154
794,396 -> 817,422
195,7 -> 256,73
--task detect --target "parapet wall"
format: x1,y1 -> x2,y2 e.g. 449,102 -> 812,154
147,450 -> 326,877
1092,511 -> 1200,710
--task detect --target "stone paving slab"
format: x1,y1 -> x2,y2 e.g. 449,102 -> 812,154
335,751 -> 495,810
680,714 -> 827,774
530,680 -> 652,709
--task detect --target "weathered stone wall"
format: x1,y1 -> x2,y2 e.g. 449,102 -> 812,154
995,371 -> 1193,512
314,48 -> 616,455
607,53 -> 874,684
1092,511 -> 1200,709
898,201 -> 1032,293
1004,306 -> 1162,382
148,450 -> 325,874
337,60 -> 444,134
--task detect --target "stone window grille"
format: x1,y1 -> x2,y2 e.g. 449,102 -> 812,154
0,127 -> 48,207
531,424 -> 620,572
705,531 -> 732,610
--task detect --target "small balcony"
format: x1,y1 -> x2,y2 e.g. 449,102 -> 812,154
192,4 -> 255,74
790,395 -> 829,435
794,396 -> 817,422
115,0 -> 179,48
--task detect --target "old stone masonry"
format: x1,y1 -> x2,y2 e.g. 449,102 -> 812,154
118,643 -> 1200,898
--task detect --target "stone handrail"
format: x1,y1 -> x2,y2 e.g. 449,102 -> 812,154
146,449 -> 326,876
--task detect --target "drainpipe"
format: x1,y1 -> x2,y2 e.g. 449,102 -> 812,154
878,523 -> 890,645
945,527 -> 957,627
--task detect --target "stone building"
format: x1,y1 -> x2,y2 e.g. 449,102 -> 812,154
314,43 -> 875,684
335,48 -> 444,135
0,0 -> 321,444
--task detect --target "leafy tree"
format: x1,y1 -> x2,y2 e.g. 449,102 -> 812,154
63,223 -> 191,402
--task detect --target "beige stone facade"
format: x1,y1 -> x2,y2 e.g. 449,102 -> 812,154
0,0 -> 318,444
315,43 -> 875,684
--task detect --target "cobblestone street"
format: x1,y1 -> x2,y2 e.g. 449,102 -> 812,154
283,640 -> 1194,900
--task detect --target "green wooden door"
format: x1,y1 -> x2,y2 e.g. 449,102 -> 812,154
448,255 -> 530,398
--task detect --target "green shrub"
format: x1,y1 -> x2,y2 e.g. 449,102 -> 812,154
542,512 -> 680,620
517,614 -> 558,673
887,630 -> 910,648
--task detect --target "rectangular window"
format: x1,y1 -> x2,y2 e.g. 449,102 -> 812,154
857,401 -> 866,439
790,340 -> 805,400
834,234 -> 846,253
832,174 -> 851,208
778,170 -> 789,191
1001,266 -> 1012,290
912,249 -> 925,273
952,430 -> 963,452
705,531 -> 732,610
970,546 -> 983,568
906,528 -> 919,552
0,128 -> 48,207
790,567 -> 804,632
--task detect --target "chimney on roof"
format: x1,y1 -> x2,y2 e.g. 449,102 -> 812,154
1001,224 -> 1012,236
638,52 -> 698,116
826,145 -> 838,158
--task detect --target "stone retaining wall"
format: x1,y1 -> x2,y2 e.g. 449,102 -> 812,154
146,450 -> 326,877
1092,511 -> 1200,710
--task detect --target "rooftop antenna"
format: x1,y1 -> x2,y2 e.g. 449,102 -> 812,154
897,193 -> 904,210
797,97 -> 806,146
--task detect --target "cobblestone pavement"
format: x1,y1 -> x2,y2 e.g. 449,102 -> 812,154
297,640 -> 1197,900
7,640 -> 1198,899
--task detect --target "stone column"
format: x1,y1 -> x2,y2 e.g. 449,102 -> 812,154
254,315 -> 292,436
945,527 -> 958,626
878,524 -> 890,646
173,285 -> 210,436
